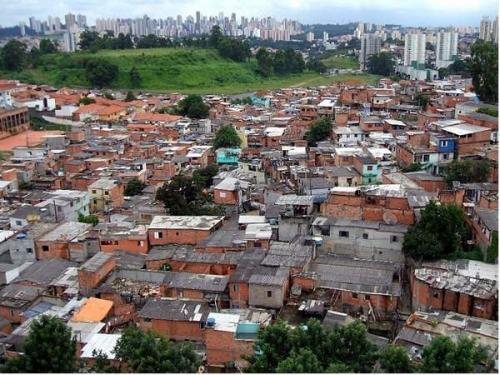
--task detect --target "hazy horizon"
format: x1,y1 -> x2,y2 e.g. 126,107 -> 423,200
1,0 -> 498,29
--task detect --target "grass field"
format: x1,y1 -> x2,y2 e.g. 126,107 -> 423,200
320,55 -> 359,70
0,48 -> 378,94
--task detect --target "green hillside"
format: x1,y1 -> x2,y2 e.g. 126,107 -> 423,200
1,48 -> 378,94
321,55 -> 359,70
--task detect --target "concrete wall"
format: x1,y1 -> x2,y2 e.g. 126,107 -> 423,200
249,284 -> 284,309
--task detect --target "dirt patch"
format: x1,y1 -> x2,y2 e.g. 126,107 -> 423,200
0,130 -> 64,151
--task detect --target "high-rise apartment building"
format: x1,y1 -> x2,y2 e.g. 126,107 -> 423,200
76,14 -> 87,28
403,32 -> 426,67
435,29 -> 458,68
359,33 -> 381,70
65,13 -> 76,28
492,17 -> 498,44
480,16 -> 492,41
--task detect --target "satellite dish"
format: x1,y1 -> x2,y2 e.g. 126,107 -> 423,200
383,211 -> 398,225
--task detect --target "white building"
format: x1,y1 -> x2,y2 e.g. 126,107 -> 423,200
480,16 -> 493,41
403,32 -> 426,67
435,29 -> 458,69
359,33 -> 381,70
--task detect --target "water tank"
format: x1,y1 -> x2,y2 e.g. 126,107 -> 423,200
206,318 -> 216,327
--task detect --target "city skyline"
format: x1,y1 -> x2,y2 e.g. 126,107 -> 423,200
2,0 -> 498,28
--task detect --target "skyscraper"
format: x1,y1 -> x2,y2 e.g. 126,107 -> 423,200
492,17 -> 498,44
76,14 -> 87,28
435,29 -> 458,68
403,32 -> 426,67
359,33 -> 381,70
65,13 -> 76,28
480,16 -> 492,41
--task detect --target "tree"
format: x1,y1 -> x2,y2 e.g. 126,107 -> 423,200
125,177 -> 145,195
246,319 -> 294,373
401,163 -> 424,172
307,58 -> 327,73
1,315 -> 77,373
255,48 -> 274,77
129,66 -> 142,88
39,39 -> 58,54
276,348 -> 323,373
379,345 -> 413,373
469,40 -> 498,103
327,320 -> 378,373
155,174 -> 223,216
1,40 -> 27,71
416,94 -> 431,110
213,125 -> 241,149
420,336 -> 488,373
89,350 -> 118,373
305,117 -> 332,146
177,94 -> 209,119
444,159 -> 491,185
85,60 -> 119,88
272,49 -> 288,75
245,319 -> 377,373
114,326 -> 200,373
209,25 -> 224,48
125,90 -> 136,102
193,164 -> 219,189
79,96 -> 96,105
447,58 -> 471,78
78,213 -> 99,226
79,30 -> 101,51
403,201 -> 469,261
476,107 -> 498,117
367,52 -> 396,76
486,231 -> 498,263
217,37 -> 251,62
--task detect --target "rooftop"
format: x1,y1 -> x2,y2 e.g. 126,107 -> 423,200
442,123 -> 490,136
149,215 -> 224,230
139,299 -> 209,321
72,297 -> 114,323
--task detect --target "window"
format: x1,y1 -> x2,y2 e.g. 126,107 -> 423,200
137,241 -> 144,247
440,140 -> 448,147
233,285 -> 239,292
362,233 -> 369,239
352,293 -> 358,299
443,153 -> 449,160
15,220 -> 22,226
176,232 -> 180,236
433,291 -> 440,298
42,245 -> 49,252
26,248 -> 33,254
391,235 -> 398,243
219,191 -> 226,198
364,295 -> 370,300
254,242 -> 262,248
367,165 -> 373,171
57,206 -> 62,212
267,291 -> 272,298
321,227 -> 330,236
70,201 -> 74,207
92,190 -> 96,194
154,231 -> 163,239
143,317 -> 151,322
104,191 -> 109,195
423,154 -> 429,162
339,231 -> 349,238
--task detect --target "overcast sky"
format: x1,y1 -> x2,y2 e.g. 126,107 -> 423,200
2,0 -> 498,28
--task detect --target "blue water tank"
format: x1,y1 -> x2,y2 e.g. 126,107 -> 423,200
206,317 -> 216,327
